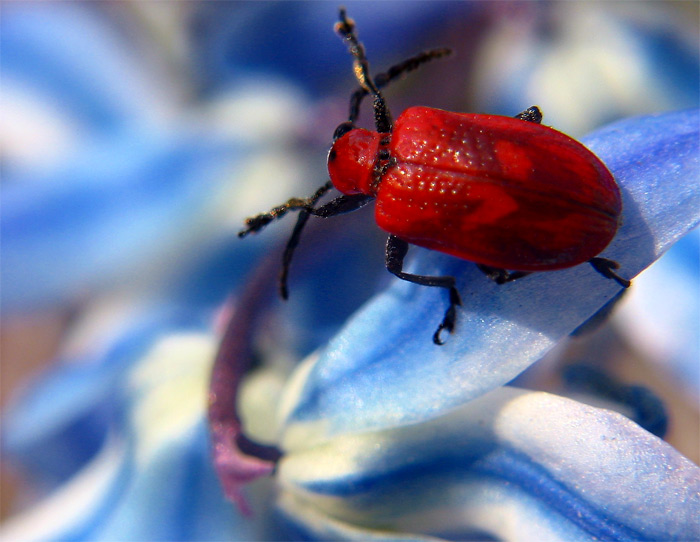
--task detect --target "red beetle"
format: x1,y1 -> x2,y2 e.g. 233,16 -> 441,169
240,9 -> 629,344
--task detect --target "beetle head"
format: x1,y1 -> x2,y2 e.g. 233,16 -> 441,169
327,127 -> 380,196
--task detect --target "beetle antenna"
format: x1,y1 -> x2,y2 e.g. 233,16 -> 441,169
348,48 -> 452,125
335,8 -> 392,133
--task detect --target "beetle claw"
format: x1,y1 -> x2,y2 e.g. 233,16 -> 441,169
589,257 -> 631,288
432,287 -> 461,345
432,312 -> 454,345
433,325 -> 449,345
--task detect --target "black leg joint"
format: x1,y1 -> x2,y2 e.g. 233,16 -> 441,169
589,257 -> 631,288
385,235 -> 462,345
311,194 -> 373,218
476,264 -> 531,284
515,106 -> 543,124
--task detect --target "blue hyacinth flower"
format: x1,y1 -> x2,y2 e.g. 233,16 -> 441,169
3,108 -> 698,541
216,109 -> 700,540
274,110 -> 700,446
2,1 -> 699,539
0,3 -> 287,314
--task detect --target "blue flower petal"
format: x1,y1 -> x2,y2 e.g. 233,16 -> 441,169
0,435 -> 131,542
2,3 -> 166,131
278,110 -> 700,449
187,2 -> 474,96
1,308 -> 208,488
1,332 -> 260,541
1,130 -> 244,313
278,388 -> 700,541
277,495 -> 442,542
93,423 -> 251,542
475,3 -> 699,134
614,228 -> 700,400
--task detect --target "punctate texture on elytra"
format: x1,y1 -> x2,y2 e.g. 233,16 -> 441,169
329,106 -> 621,270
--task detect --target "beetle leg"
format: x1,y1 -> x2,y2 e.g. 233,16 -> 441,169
385,235 -> 462,345
476,264 -> 531,284
239,181 -> 333,238
514,106 -> 543,124
239,180 -> 340,299
278,209 -> 313,299
589,257 -> 631,288
309,193 -> 374,218
279,193 -> 374,299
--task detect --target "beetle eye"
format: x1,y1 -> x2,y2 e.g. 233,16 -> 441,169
333,121 -> 355,141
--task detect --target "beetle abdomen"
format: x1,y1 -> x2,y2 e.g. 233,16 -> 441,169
374,107 -> 621,270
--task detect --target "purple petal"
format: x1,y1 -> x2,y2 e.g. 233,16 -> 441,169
207,255 -> 282,511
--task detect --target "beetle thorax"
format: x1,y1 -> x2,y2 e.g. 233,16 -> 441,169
327,128 -> 381,195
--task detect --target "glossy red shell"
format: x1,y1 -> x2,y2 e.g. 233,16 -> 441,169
327,128 -> 380,195
328,106 -> 621,271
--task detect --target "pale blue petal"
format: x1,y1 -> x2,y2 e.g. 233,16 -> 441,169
278,388 -> 700,541
188,2 -> 472,96
279,110 -> 700,449
0,436 -> 131,542
2,3 -> 165,130
2,331 -> 260,541
1,130 -> 243,313
1,309 -> 207,488
276,494 -> 442,542
93,423 -> 251,542
1,2 -> 253,315
614,228 -> 700,400
475,3 -> 699,134
1,426 -> 254,542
